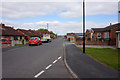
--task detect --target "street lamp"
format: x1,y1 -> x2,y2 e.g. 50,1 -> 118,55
47,23 -> 48,30
83,0 -> 85,53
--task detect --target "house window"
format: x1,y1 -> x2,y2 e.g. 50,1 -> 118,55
14,36 -> 18,40
20,36 -> 22,40
97,33 -> 101,38
104,32 -> 109,39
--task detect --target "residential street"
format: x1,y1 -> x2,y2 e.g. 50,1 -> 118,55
2,38 -> 119,79
3,38 -> 72,78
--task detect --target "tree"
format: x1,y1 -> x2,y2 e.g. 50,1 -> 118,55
50,31 -> 55,35
37,29 -> 48,32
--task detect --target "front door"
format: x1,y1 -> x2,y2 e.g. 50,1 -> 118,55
118,33 -> 120,48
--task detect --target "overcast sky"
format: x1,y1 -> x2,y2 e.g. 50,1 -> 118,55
1,0 -> 119,35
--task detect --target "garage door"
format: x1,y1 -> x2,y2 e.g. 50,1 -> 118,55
119,33 -> 120,48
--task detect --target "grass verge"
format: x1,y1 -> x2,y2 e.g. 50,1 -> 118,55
80,47 -> 119,70
15,44 -> 23,46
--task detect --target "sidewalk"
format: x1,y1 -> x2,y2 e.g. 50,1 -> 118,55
65,41 -> 118,79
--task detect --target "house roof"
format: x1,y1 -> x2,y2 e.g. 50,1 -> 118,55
105,23 -> 120,30
91,23 -> 120,32
17,29 -> 41,37
91,28 -> 105,32
39,31 -> 50,34
0,24 -> 24,36
28,30 -> 42,37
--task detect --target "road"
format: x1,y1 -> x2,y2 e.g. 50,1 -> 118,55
3,38 -> 72,78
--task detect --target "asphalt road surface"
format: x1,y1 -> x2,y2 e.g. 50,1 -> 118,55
65,41 -> 118,79
3,38 -> 72,78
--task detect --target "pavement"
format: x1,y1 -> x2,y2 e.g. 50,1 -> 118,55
2,38 -> 72,78
64,40 -> 119,79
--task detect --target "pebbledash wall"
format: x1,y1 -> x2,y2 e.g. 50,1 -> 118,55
1,36 -> 27,48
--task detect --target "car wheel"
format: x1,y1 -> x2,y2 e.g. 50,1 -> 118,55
40,42 -> 42,45
29,44 -> 31,46
37,43 -> 39,46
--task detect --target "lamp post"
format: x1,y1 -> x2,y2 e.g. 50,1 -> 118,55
83,0 -> 85,53
47,23 -> 48,30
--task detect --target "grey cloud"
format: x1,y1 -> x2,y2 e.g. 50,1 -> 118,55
1,2 -> 118,19
2,20 -> 117,35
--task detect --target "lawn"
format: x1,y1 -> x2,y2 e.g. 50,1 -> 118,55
15,44 -> 23,46
80,47 -> 119,70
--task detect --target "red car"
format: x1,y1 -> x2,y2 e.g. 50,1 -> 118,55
28,37 -> 42,46
0,38 -> 12,44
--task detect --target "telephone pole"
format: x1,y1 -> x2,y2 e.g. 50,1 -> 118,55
47,23 -> 48,30
83,0 -> 85,53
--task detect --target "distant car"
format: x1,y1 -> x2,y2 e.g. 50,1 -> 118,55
0,38 -> 12,44
28,37 -> 42,46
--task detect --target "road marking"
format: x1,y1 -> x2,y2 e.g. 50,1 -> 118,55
34,56 -> 62,78
58,56 -> 61,60
53,60 -> 58,64
45,64 -> 52,70
34,70 -> 44,78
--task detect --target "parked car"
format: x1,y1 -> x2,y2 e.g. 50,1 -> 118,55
0,38 -> 12,44
28,37 -> 42,46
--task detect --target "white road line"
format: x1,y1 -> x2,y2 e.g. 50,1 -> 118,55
34,57 -> 61,78
34,70 -> 45,78
53,60 -> 58,64
45,64 -> 52,70
58,56 -> 61,60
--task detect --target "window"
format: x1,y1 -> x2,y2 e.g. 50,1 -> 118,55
14,36 -> 18,40
38,38 -> 41,40
104,32 -> 109,39
20,36 -> 22,40
97,33 -> 101,38
30,38 -> 36,40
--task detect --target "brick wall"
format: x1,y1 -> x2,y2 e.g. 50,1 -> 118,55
75,38 -> 109,45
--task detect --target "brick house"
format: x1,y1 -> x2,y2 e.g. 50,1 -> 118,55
75,33 -> 83,41
0,24 -> 24,41
0,24 -> 25,47
86,23 -> 120,45
17,29 -> 42,41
